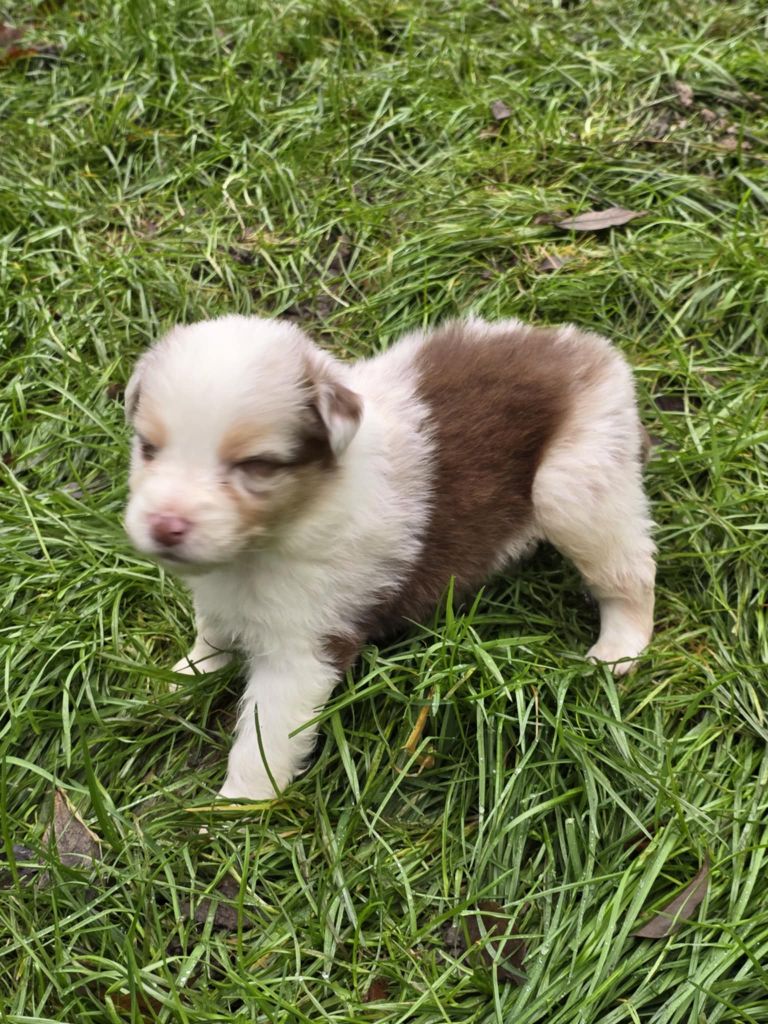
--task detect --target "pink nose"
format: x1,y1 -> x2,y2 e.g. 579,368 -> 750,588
148,513 -> 191,548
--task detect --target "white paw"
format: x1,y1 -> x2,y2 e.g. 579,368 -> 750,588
587,637 -> 647,676
172,650 -> 232,675
172,656 -> 198,676
217,777 -> 279,803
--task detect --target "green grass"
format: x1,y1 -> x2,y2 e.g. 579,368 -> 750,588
1,0 -> 767,1020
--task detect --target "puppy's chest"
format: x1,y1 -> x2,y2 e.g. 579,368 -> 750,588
190,557 -> 367,653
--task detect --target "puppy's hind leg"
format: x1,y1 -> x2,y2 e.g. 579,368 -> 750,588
533,431 -> 656,675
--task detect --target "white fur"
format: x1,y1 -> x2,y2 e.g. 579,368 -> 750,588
124,315 -> 655,799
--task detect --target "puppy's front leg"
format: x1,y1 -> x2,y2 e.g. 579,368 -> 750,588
218,650 -> 339,801
173,614 -> 233,675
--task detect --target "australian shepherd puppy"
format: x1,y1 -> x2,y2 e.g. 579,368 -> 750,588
124,316 -> 655,800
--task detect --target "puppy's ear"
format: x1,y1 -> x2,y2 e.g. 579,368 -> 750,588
305,355 -> 363,457
124,355 -> 148,423
124,360 -> 144,423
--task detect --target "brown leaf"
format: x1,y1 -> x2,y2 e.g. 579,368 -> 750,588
180,873 -> 245,931
533,209 -> 568,226
717,135 -> 751,151
106,990 -> 164,1019
557,207 -> 647,232
490,99 -> 511,121
364,977 -> 391,1002
444,901 -> 526,983
42,790 -> 102,871
228,245 -> 255,266
633,859 -> 709,938
136,219 -> 158,238
653,393 -> 685,413
537,253 -> 566,273
675,81 -> 694,108
0,23 -> 24,46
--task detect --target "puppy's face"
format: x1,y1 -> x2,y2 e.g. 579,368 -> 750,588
124,316 -> 362,569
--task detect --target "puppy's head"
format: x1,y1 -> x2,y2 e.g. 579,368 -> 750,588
123,315 -> 362,569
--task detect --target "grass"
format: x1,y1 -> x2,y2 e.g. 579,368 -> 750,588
1,0 -> 767,1020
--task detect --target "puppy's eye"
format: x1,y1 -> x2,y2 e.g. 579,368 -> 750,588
232,457 -> 285,477
139,438 -> 159,461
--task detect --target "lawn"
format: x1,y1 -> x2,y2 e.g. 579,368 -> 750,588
1,0 -> 767,1021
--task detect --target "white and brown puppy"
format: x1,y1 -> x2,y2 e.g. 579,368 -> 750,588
124,315 -> 655,800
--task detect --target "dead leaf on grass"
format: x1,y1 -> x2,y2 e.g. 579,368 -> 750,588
443,900 -> 527,984
364,977 -> 391,1002
633,859 -> 709,938
536,253 -> 566,273
180,873 -> 247,931
533,209 -> 568,226
0,23 -> 24,47
136,219 -> 159,238
717,135 -> 751,151
490,99 -> 511,121
557,207 -> 647,232
675,81 -> 694,108
0,22 -> 61,64
228,245 -> 256,265
42,789 -> 102,873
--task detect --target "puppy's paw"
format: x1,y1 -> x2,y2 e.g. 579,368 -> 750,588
587,636 -> 647,676
172,650 -> 233,675
217,777 -> 279,803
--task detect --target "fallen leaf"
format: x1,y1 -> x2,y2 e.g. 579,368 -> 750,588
675,81 -> 694,108
717,135 -> 751,151
557,207 -> 647,232
42,789 -> 102,871
490,99 -> 511,121
536,253 -> 566,273
700,107 -> 718,124
364,977 -> 391,1002
228,245 -> 255,265
136,219 -> 158,238
0,27 -> 61,64
653,393 -> 686,413
533,210 -> 568,226
0,23 -> 24,47
633,859 -> 709,938
180,873 -> 246,931
443,901 -> 526,983
0,844 -> 42,887
105,990 -> 165,1019
327,233 -> 352,273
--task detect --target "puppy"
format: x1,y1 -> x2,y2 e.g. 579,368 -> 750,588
124,315 -> 655,800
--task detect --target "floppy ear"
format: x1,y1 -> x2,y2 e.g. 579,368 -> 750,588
124,356 -> 147,423
305,355 -> 363,457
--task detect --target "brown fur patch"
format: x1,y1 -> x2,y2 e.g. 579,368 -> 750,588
219,406 -> 335,469
132,397 -> 168,448
360,322 -> 580,637
321,632 -> 363,672
218,421 -> 273,465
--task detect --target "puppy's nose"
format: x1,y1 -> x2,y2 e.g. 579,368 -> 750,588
148,513 -> 191,548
